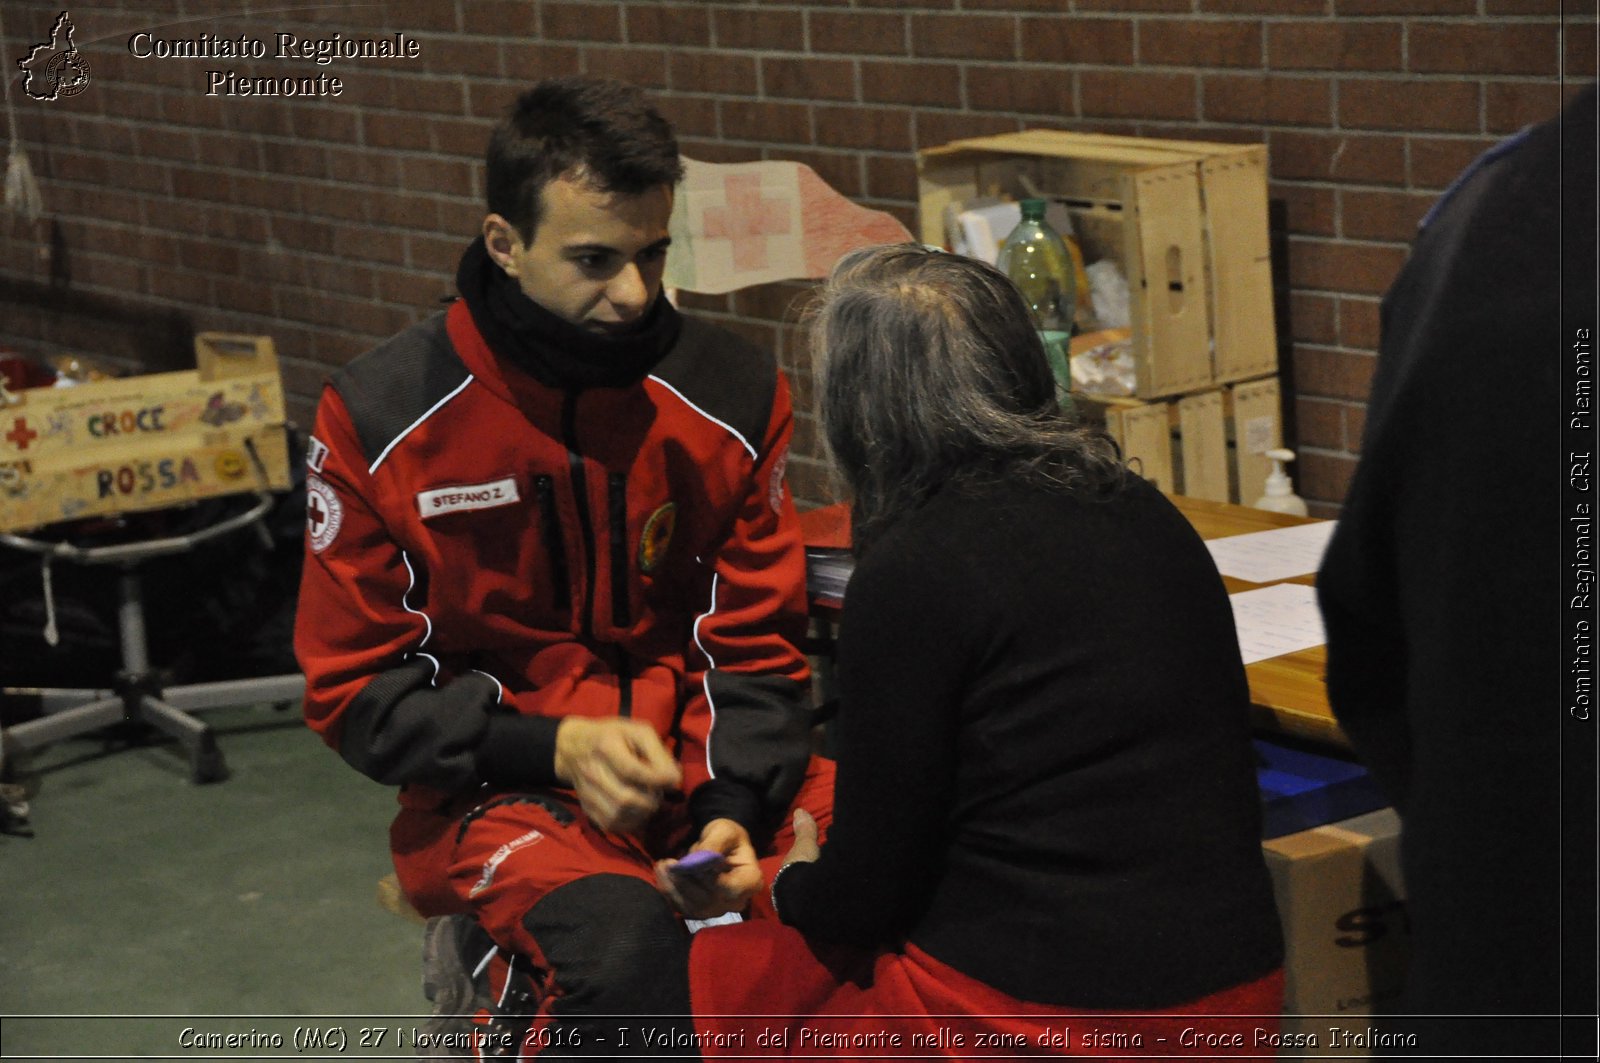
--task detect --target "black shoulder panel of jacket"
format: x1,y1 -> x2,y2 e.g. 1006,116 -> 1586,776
650,315 -> 778,455
329,312 -> 468,468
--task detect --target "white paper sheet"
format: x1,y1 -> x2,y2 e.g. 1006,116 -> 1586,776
1228,583 -> 1327,665
1206,520 -> 1337,584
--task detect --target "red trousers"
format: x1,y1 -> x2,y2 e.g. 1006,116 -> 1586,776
690,922 -> 1285,1060
389,755 -> 837,979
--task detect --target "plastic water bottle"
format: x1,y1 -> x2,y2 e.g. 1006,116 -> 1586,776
995,198 -> 1077,409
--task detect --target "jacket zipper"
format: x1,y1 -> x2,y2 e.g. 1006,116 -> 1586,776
608,471 -> 632,629
533,475 -> 570,613
560,392 -> 598,642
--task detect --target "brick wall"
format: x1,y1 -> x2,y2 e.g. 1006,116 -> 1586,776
1,1 -> 1593,513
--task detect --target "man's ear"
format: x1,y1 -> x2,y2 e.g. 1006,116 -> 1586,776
482,214 -> 524,276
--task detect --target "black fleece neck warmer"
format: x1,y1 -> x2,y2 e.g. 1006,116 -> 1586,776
455,235 -> 681,391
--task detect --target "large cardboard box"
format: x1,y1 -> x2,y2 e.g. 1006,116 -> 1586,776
918,129 -> 1278,399
0,334 -> 291,534
1263,808 -> 1410,1058
1079,373 -> 1283,504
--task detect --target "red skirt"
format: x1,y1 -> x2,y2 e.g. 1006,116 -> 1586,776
689,920 -> 1284,1059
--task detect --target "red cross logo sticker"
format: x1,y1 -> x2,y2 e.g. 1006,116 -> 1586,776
701,173 -> 793,272
5,417 -> 39,451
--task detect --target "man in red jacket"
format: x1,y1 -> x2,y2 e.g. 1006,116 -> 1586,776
294,77 -> 830,1051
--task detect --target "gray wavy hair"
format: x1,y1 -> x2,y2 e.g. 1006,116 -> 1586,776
810,243 -> 1123,555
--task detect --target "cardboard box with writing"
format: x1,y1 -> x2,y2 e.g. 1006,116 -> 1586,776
1263,808 -> 1410,1058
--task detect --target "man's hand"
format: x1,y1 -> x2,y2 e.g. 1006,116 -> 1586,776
554,717 -> 681,834
782,808 -> 820,866
653,818 -> 762,920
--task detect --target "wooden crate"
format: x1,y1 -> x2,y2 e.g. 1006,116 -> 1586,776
0,333 -> 291,533
1086,376 -> 1284,504
918,129 -> 1278,399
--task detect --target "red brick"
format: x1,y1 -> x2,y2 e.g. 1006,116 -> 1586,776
1290,291 -> 1339,344
1077,0 -> 1190,10
1407,135 -> 1498,189
964,0 -> 1071,9
292,105 -> 362,143
501,43 -> 583,83
402,156 -> 475,197
302,182 -> 379,224
1486,80 -> 1568,132
763,57 -> 856,102
1298,449 -> 1358,504
911,14 -> 1017,61
669,52 -> 758,96
657,95 -> 719,139
626,4 -> 711,47
855,0 -> 950,8
1339,295 -> 1384,350
1410,23 -> 1561,76
326,146 -> 405,187
1486,0 -> 1563,8
1079,71 -> 1198,121
379,268 -> 460,308
1340,78 -> 1480,133
861,60 -> 961,107
1295,397 -> 1347,448
1345,404 -> 1367,446
1019,17 -> 1135,65
966,64 -> 1074,117
584,46 -> 670,89
809,11 -> 908,56
1292,345 -> 1379,401
814,105 -> 913,152
914,111 -> 1023,150
865,153 -> 919,202
1267,22 -> 1402,72
422,37 -> 501,77
541,2 -> 622,43
1288,238 -> 1408,295
1340,188 -> 1434,242
721,100 -> 813,145
1273,183 -> 1337,237
1570,26 -> 1599,80
363,111 -> 420,150
1335,0 -> 1475,12
1205,75 -> 1331,126
713,7 -> 805,50
381,0 -> 462,31
1141,19 -> 1263,68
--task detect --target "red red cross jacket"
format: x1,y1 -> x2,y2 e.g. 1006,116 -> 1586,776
293,300 -> 813,834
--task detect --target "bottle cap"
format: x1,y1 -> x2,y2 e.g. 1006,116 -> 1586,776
1019,198 -> 1047,220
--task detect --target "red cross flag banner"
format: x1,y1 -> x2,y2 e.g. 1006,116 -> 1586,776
0,334 -> 291,534
665,158 -> 914,296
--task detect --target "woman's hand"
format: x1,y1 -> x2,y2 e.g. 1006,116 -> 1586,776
654,818 -> 762,920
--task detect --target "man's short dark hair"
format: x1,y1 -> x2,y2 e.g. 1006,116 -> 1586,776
486,77 -> 684,241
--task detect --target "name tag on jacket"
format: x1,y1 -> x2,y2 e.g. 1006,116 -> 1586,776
417,477 -> 520,519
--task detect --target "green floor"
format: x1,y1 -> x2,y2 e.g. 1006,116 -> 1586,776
0,702 -> 429,1060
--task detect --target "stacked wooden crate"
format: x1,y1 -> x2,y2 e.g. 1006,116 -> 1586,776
918,129 -> 1284,504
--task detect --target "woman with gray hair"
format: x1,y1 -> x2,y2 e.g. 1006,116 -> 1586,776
680,245 -> 1284,1055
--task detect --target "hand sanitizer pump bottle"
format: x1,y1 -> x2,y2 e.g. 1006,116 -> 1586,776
1254,448 -> 1309,516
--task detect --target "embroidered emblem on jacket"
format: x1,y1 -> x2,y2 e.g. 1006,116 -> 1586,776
306,476 -> 343,553
639,501 -> 677,574
306,435 -> 329,473
416,476 -> 520,519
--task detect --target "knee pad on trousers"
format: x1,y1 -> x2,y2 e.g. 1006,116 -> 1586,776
523,873 -> 692,1017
